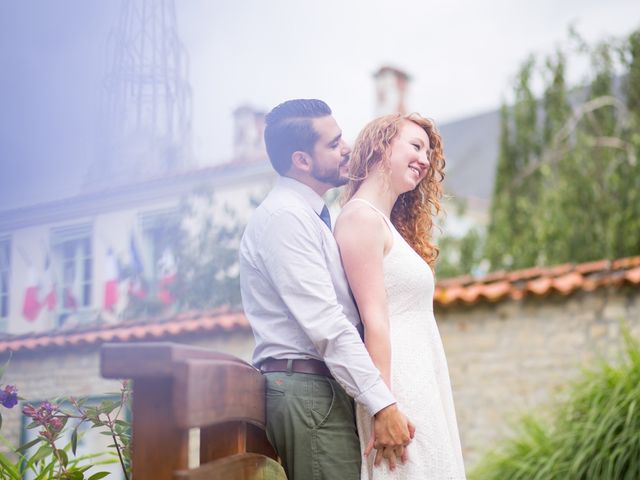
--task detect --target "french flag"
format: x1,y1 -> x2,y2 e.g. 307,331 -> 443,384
62,261 -> 79,311
103,249 -> 119,311
22,266 -> 41,322
157,248 -> 177,306
128,235 -> 146,300
41,255 -> 56,311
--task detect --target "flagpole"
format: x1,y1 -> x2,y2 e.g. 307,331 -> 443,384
17,247 -> 31,267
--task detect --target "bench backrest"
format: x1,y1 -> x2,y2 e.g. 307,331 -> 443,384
100,342 -> 286,480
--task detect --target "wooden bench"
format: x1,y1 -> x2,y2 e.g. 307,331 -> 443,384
100,342 -> 287,479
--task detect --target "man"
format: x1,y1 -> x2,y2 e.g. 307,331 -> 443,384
239,99 -> 414,480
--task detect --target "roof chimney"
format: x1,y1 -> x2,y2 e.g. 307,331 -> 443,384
373,66 -> 410,117
232,105 -> 266,161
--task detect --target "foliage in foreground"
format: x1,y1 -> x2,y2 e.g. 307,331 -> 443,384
470,328 -> 640,480
0,357 -> 131,480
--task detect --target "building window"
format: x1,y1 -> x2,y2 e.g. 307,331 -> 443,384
139,208 -> 179,291
51,224 -> 92,326
0,238 -> 10,326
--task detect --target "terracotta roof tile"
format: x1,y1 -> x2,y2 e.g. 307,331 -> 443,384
434,255 -> 640,307
0,309 -> 248,355
480,281 -> 512,302
1,257 -> 639,354
552,272 -> 584,295
527,276 -> 554,296
507,266 -> 545,282
625,266 -> 640,284
575,259 -> 611,274
613,257 -> 640,269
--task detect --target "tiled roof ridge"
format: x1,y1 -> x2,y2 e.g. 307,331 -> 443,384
434,255 -> 640,306
0,308 -> 247,354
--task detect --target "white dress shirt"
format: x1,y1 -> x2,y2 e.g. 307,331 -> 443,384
239,176 -> 395,415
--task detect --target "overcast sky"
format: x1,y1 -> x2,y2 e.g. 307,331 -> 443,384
0,0 -> 638,210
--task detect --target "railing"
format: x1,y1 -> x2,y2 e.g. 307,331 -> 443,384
100,342 -> 287,479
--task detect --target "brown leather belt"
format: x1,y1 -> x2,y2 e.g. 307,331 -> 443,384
260,358 -> 333,379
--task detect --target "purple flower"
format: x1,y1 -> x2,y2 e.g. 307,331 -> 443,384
22,401 -> 59,424
22,404 -> 37,418
41,401 -> 56,415
0,385 -> 18,409
49,417 -> 64,432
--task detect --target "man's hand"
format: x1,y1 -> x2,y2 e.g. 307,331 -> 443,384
365,403 -> 415,468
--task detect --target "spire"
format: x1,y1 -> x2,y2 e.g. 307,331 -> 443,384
86,0 -> 193,189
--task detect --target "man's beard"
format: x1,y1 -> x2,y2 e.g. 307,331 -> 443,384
310,158 -> 349,187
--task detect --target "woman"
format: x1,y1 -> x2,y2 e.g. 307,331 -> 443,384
334,113 -> 466,479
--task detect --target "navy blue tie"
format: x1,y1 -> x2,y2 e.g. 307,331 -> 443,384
319,205 -> 331,230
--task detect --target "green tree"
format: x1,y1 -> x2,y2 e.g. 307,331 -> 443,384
534,48 -> 580,265
617,29 -> 640,260
122,187 -> 253,318
436,228 -> 485,279
485,102 -> 517,269
173,187 -> 247,310
485,28 -> 640,271
486,57 -> 542,270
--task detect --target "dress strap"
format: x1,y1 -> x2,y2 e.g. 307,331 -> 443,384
346,198 -> 395,234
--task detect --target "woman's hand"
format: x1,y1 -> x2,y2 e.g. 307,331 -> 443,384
365,404 -> 416,469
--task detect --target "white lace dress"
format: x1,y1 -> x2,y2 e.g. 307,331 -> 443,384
349,199 -> 466,480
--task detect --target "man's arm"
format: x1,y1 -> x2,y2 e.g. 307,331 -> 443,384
260,207 -> 394,414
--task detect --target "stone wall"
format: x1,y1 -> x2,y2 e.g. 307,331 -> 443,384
1,285 -> 638,472
438,285 -> 640,467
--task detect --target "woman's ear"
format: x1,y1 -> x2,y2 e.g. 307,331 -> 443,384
291,151 -> 312,172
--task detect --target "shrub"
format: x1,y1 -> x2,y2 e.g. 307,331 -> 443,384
0,359 -> 131,480
471,328 -> 640,480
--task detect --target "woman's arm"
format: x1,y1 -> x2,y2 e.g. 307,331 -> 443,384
334,205 -> 393,387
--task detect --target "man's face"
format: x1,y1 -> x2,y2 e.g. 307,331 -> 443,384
308,116 -> 351,187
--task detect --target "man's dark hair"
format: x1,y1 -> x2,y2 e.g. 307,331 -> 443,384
264,99 -> 332,175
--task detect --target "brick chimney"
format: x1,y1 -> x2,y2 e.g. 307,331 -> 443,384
232,105 -> 266,161
374,66 -> 410,116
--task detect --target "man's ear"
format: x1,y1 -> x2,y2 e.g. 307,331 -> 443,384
291,151 -> 312,172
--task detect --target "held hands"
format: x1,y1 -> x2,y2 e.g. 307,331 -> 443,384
364,403 -> 416,470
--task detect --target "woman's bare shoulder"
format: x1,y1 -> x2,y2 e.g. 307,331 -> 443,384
334,201 -> 392,256
335,202 -> 385,234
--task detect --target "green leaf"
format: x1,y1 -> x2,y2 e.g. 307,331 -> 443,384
63,471 -> 84,480
87,472 -> 111,480
31,444 -> 54,464
57,448 -> 68,467
0,351 -> 12,380
98,400 -> 116,413
71,426 -> 79,456
16,437 -> 41,453
0,451 -> 22,480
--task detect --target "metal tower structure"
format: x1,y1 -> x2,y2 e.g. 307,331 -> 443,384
86,0 -> 192,189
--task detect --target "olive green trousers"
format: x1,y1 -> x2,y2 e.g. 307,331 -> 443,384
264,371 -> 361,480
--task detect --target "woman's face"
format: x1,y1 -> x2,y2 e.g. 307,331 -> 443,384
384,120 -> 430,194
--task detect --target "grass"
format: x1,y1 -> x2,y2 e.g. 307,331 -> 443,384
470,327 -> 640,480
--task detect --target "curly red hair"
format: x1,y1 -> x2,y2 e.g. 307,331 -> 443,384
341,113 -> 445,267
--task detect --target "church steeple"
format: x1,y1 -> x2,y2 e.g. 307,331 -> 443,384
86,0 -> 193,189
